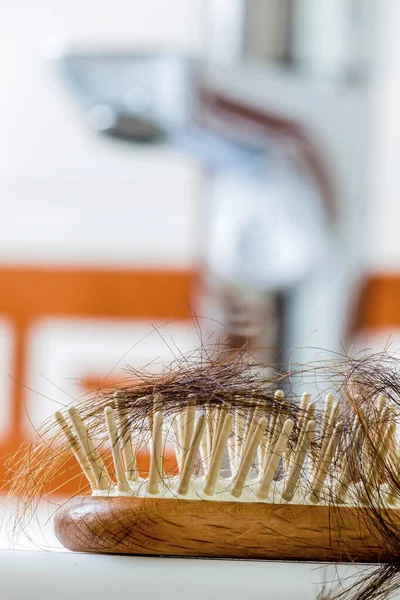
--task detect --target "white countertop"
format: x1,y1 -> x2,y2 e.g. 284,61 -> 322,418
0,549 -> 370,600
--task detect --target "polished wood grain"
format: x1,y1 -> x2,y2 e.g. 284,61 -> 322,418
54,496 -> 397,562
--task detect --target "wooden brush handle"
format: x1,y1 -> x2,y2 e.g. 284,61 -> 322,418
54,496 -> 396,563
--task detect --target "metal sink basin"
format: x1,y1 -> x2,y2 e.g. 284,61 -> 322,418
53,52 -> 198,142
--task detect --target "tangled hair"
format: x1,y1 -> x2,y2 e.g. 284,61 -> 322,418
6,344 -> 400,600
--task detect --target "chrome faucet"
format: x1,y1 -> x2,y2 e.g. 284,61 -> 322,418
49,49 -> 334,364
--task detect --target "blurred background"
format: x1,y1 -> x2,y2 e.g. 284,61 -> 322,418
0,0 -> 398,487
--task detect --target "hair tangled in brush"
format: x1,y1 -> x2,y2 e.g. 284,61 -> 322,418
7,344 -> 400,600
7,345 -> 295,520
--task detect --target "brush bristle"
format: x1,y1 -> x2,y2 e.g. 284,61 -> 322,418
56,386 -> 398,508
8,346 -> 400,600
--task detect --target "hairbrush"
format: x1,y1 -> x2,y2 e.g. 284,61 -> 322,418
8,348 -> 400,600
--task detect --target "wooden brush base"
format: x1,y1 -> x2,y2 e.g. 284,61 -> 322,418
54,496 -> 396,562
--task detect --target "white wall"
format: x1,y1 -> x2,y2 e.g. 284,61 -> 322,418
0,0 -> 205,267
368,0 -> 400,273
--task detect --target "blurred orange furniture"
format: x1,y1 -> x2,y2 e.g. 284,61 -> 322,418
350,275 -> 400,335
0,266 -> 195,487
